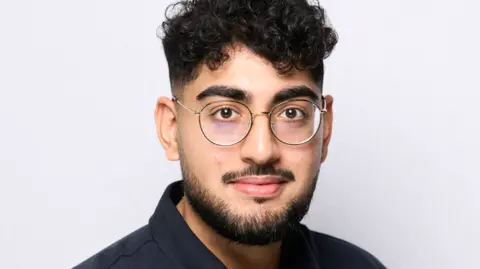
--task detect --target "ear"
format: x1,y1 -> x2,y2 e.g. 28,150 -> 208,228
320,95 -> 334,163
154,96 -> 179,161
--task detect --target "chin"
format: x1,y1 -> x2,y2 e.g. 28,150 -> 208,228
229,198 -> 290,215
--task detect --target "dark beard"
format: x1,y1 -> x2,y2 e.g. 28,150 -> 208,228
180,161 -> 319,246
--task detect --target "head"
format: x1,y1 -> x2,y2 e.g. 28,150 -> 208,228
155,0 -> 337,246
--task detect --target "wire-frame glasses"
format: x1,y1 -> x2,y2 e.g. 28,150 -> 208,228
172,96 -> 327,146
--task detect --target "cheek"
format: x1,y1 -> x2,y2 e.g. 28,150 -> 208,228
180,125 -> 210,172
180,126 -> 231,184
283,144 -> 322,186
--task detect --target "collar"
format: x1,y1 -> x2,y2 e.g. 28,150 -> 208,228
148,180 -> 320,269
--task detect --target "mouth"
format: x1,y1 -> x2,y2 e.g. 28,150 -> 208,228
228,176 -> 289,198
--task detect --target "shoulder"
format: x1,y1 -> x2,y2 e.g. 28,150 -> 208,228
72,225 -> 162,269
301,226 -> 387,269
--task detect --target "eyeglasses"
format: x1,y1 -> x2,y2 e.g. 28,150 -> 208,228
172,96 -> 327,146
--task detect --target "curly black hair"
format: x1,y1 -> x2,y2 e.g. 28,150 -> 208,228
158,0 -> 338,95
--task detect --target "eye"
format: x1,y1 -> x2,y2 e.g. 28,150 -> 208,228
280,107 -> 306,119
212,107 -> 239,120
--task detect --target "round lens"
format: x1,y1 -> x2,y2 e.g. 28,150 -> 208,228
270,100 -> 322,144
199,100 -> 252,146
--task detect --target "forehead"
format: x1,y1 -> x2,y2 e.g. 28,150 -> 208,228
183,46 -> 320,103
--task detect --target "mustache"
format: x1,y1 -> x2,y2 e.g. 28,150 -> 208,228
222,165 -> 295,183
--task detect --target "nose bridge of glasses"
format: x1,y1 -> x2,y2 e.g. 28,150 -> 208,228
251,111 -> 271,118
248,111 -> 275,145
246,111 -> 276,147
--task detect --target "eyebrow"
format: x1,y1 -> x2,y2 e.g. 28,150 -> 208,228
195,85 -> 319,105
272,86 -> 319,104
196,85 -> 249,102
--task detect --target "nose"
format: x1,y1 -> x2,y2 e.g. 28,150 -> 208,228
240,113 -> 281,166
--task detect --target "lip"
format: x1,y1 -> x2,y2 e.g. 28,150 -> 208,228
231,175 -> 288,185
229,176 -> 288,197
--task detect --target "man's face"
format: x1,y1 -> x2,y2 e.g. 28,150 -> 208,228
162,45 -> 332,245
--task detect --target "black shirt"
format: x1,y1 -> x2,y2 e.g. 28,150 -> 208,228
73,181 -> 386,269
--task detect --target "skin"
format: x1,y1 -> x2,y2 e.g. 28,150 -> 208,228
154,44 -> 334,269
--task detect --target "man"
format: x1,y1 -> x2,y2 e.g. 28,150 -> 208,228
75,0 -> 386,268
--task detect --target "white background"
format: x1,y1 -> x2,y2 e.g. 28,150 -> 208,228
1,0 -> 479,268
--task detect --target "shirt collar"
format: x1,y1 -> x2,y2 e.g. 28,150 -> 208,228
148,180 -> 320,269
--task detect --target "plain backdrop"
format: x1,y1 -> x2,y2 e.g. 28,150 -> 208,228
0,0 -> 479,268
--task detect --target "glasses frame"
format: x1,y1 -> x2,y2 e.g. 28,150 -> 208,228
172,96 -> 327,146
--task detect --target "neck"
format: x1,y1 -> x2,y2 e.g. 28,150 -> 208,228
176,197 -> 282,269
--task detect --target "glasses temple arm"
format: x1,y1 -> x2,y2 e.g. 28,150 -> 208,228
172,96 -> 200,114
320,96 -> 328,113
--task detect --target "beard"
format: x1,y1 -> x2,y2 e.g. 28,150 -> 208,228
179,155 -> 319,246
